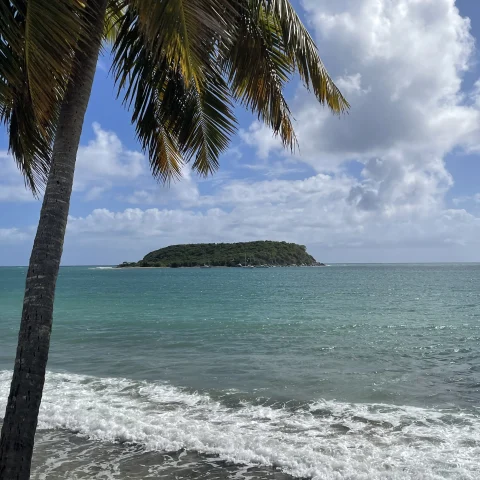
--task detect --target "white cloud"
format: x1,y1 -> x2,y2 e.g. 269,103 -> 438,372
453,193 -> 480,205
63,163 -> 479,256
84,185 -> 110,202
60,178 -> 480,264
0,227 -> 29,243
3,0 -> 480,265
0,123 -> 146,204
242,1 -> 478,167
123,165 -> 202,207
234,0 -> 480,249
0,151 -> 38,203
5,166 -> 480,263
240,122 -> 284,160
335,73 -> 371,96
74,123 -> 144,195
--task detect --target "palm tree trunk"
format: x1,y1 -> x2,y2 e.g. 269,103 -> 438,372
0,0 -> 107,477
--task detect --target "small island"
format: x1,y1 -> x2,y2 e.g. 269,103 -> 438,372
118,241 -> 325,268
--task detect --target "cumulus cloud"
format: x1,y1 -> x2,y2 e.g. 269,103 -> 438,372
0,227 -> 29,243
60,187 -> 480,264
0,151 -> 38,203
123,165 -> 202,207
0,123 -> 146,204
453,193 -> 480,205
237,0 -> 480,242
2,0 -> 480,265
74,123 -> 144,195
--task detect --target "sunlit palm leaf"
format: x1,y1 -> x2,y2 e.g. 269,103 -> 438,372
111,9 -> 184,181
221,1 -> 296,151
112,3 -> 237,180
104,0 -> 124,43
176,68 -> 237,176
260,0 -> 349,113
127,0 -> 235,89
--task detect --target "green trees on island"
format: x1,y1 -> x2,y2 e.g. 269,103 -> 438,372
119,241 -> 321,267
0,1 -> 347,477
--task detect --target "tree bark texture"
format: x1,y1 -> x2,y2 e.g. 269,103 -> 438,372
0,0 -> 107,477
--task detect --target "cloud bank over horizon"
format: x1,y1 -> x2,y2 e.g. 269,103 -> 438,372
1,0 -> 480,265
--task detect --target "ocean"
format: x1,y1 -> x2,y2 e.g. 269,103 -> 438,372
1,264 -> 479,479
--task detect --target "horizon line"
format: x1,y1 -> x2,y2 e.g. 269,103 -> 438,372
2,262 -> 480,267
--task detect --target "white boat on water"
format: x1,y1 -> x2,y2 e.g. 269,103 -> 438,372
200,265 -> 211,269
241,253 -> 254,268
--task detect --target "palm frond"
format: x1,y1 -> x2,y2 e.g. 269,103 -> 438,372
0,0 -> 104,193
126,0 -> 236,89
112,3 -> 237,181
0,0 -> 50,193
7,90 -> 51,193
23,0 -> 86,132
136,99 -> 185,183
259,0 -> 349,113
177,69 -> 237,176
220,1 -> 296,151
0,0 -> 95,193
104,0 -> 124,43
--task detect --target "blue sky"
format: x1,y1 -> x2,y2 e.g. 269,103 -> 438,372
2,0 -> 480,265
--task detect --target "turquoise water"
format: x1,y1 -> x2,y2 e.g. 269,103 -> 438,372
1,265 -> 480,479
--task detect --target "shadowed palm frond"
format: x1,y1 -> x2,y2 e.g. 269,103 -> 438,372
23,0 -> 87,131
0,0 -> 50,193
2,0 -> 348,191
4,89 -> 51,194
0,0 -> 100,193
112,0 -> 347,182
111,8 -> 183,182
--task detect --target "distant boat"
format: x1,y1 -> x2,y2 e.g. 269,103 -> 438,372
200,264 -> 211,269
241,253 -> 254,268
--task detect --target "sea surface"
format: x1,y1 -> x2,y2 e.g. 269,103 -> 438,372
1,264 -> 480,479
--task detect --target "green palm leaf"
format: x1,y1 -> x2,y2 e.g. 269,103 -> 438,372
112,3 -> 237,180
2,0 -> 348,189
0,0 -> 101,193
127,0 -> 235,88
260,0 -> 349,113
177,68 -> 237,176
221,1 -> 296,150
23,0 -> 86,131
0,0 -> 50,192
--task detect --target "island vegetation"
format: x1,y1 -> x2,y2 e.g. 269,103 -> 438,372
118,241 -> 324,268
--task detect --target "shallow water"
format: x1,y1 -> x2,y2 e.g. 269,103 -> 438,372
1,265 -> 480,478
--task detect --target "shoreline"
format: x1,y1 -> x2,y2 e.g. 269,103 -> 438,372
114,265 -> 326,269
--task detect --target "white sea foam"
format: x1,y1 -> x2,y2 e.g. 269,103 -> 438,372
88,266 -> 114,270
1,371 -> 479,479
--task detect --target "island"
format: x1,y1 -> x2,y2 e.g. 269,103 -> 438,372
117,241 -> 325,268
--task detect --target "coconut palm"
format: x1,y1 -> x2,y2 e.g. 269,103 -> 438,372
0,0 -> 348,477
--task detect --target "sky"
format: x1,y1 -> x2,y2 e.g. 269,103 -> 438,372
1,0 -> 480,265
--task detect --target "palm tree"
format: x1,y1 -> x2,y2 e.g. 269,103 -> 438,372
0,0 -> 348,477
